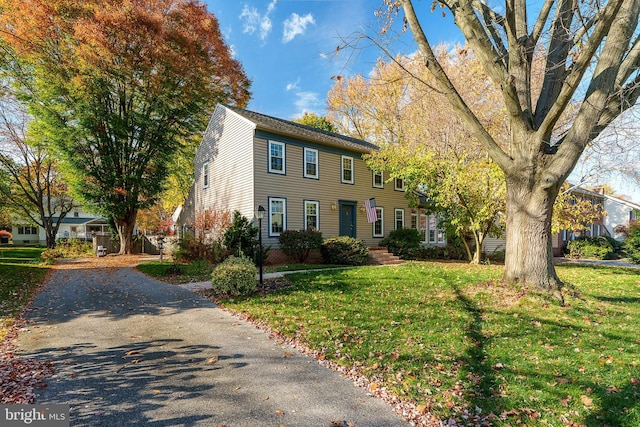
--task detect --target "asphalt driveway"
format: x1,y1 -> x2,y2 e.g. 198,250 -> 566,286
13,259 -> 410,427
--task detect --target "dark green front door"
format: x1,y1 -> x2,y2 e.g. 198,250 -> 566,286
339,201 -> 357,238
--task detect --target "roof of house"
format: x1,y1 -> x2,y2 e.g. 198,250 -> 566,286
59,217 -> 108,225
223,104 -> 379,154
603,193 -> 640,210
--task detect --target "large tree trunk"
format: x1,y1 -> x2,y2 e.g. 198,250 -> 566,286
503,175 -> 564,300
115,209 -> 137,255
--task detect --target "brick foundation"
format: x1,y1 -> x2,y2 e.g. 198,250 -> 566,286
264,249 -> 323,266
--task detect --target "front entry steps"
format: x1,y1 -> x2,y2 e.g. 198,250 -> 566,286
368,247 -> 404,265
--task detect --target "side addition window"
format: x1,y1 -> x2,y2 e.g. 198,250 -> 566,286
202,161 -> 209,189
304,148 -> 319,179
304,200 -> 319,230
394,208 -> 404,230
341,156 -> 354,184
269,141 -> 286,174
269,197 -> 287,237
373,207 -> 384,238
373,171 -> 383,188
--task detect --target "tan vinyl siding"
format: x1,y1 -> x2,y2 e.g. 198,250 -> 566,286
194,106 -> 255,218
482,236 -> 506,255
254,138 -> 411,247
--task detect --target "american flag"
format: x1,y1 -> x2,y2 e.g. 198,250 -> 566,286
365,198 -> 377,223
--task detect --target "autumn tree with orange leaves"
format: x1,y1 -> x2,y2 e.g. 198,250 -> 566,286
0,0 -> 251,254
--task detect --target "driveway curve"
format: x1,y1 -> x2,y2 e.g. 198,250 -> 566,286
14,258 -> 410,427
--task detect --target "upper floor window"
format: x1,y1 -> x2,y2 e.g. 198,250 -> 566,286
341,156 -> 354,184
394,208 -> 404,230
202,161 -> 209,189
304,148 -> 319,179
304,200 -> 319,230
269,197 -> 286,237
373,207 -> 384,237
394,177 -> 405,191
373,171 -> 384,188
269,141 -> 286,174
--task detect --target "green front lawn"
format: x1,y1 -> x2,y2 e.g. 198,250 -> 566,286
0,246 -> 49,340
219,261 -> 640,426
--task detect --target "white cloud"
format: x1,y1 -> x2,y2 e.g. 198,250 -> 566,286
283,13 -> 315,43
285,78 -> 300,91
294,91 -> 322,114
239,1 -> 278,41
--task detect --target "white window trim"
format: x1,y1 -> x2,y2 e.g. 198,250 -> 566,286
394,208 -> 405,230
268,140 -> 286,175
303,148 -> 319,179
373,207 -> 384,238
341,155 -> 354,184
202,161 -> 209,189
394,177 -> 405,191
304,200 -> 320,230
372,171 -> 384,188
268,197 -> 287,237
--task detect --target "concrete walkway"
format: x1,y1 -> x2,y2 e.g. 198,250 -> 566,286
14,263 -> 410,427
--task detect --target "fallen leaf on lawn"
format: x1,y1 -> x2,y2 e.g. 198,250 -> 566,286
416,404 -> 428,414
580,395 -> 593,407
560,395 -> 571,407
369,383 -> 380,391
631,378 -> 639,385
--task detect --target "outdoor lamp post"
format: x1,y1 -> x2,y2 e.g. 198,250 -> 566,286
256,205 -> 266,286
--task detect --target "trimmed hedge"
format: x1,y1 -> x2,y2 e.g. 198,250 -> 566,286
624,223 -> 640,263
279,229 -> 323,263
379,228 -> 422,259
567,236 -> 615,260
210,255 -> 257,296
320,236 -> 369,266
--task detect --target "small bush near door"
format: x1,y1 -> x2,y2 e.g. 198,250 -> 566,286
279,229 -> 323,263
320,236 -> 369,266
379,228 -> 422,259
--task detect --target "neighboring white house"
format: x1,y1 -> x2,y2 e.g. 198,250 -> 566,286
603,194 -> 640,240
12,206 -> 109,245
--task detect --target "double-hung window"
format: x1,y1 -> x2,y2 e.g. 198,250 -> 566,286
394,177 -> 405,191
304,200 -> 319,230
304,148 -> 318,179
269,197 -> 286,236
373,207 -> 384,237
394,208 -> 404,230
373,171 -> 384,188
269,141 -> 285,174
202,161 -> 209,189
341,156 -> 354,184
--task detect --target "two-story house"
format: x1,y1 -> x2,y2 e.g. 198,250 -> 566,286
177,104 -> 446,257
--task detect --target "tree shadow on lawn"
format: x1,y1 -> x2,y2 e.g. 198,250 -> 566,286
20,339 -> 248,427
450,284 -> 640,426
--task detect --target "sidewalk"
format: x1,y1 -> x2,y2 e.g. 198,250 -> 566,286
13,261 -> 410,427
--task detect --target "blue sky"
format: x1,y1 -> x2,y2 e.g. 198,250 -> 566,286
205,0 -> 460,119
204,0 -> 639,199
